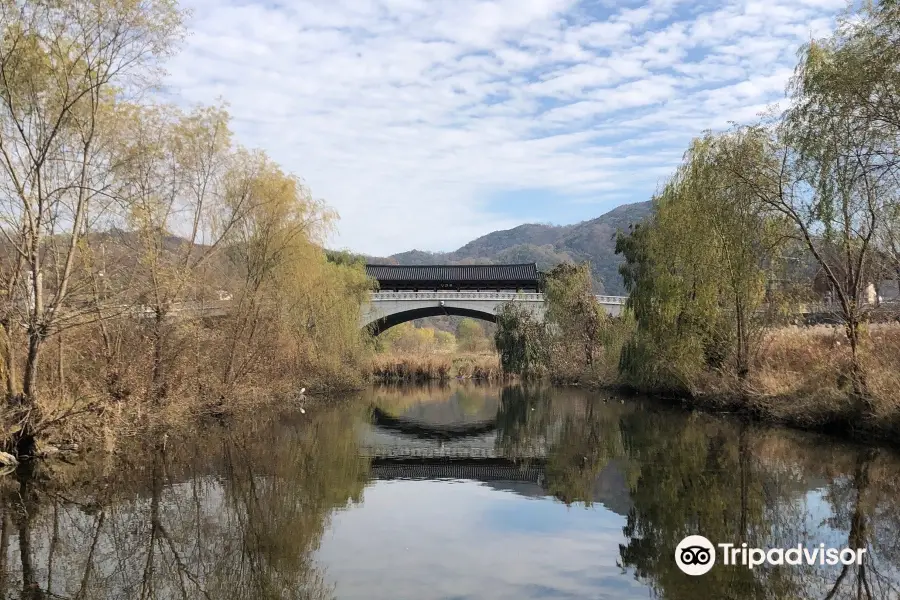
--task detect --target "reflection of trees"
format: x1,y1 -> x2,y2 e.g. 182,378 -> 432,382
0,406 -> 369,600
480,384 -> 900,600
494,385 -> 556,459
5,387 -> 899,600
494,385 -> 627,506
544,400 -> 624,506
366,383 -> 496,419
455,389 -> 486,416
617,416 -> 806,599
818,450 -> 900,600
616,411 -> 900,600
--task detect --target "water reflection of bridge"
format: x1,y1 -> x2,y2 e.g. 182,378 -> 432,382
360,405 -> 630,514
370,407 -> 499,441
362,440 -> 631,515
360,445 -> 546,459
363,407 -> 547,484
369,458 -> 546,484
362,407 -> 548,461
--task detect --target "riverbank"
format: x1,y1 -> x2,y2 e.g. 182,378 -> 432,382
9,320 -> 899,459
598,323 -> 900,446
370,352 -> 503,383
372,324 -> 900,444
0,355 -> 369,462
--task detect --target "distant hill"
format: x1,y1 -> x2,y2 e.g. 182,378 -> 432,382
368,201 -> 652,294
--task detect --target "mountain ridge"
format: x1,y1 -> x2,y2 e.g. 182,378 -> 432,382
368,201 -> 652,295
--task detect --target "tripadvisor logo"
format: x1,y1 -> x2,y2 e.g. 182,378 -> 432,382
675,535 -> 868,576
676,535 -> 716,576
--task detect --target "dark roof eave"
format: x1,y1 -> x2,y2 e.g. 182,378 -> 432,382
365,263 -> 540,284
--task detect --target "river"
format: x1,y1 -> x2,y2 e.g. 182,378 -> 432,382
1,383 -> 899,599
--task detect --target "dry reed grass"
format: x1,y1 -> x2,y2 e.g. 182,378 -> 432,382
371,352 -> 503,383
689,323 -> 900,439
2,312 -> 364,455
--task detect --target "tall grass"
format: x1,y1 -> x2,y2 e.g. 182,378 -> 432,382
371,352 -> 503,383
687,323 -> 900,438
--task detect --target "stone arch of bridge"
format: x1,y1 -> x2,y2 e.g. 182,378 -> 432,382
364,305 -> 496,335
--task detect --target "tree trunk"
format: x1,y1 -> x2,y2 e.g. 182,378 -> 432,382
150,315 -> 166,404
2,322 -> 19,399
845,314 -> 869,413
735,294 -> 749,381
9,329 -> 45,456
23,267 -> 43,402
57,333 -> 64,391
22,328 -> 43,402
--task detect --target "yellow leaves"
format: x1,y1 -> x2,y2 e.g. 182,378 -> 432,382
804,40 -> 827,71
0,0 -> 372,404
456,317 -> 489,352
0,29 -> 55,113
435,330 -> 456,351
227,149 -> 333,246
1,0 -> 184,137
172,103 -> 233,173
378,322 -> 452,354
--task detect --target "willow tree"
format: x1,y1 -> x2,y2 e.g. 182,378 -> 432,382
616,164 -> 722,392
703,133 -> 790,378
0,0 -> 183,451
853,0 -> 900,292
616,133 -> 784,392
722,3 -> 900,405
786,55 -> 895,399
218,150 -> 335,392
112,104 -> 247,403
272,241 -> 372,390
494,302 -> 546,378
543,263 -> 608,380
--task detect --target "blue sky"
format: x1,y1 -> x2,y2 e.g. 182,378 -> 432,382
163,0 -> 846,256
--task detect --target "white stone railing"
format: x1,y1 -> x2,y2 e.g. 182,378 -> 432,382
358,445 -> 547,459
370,291 -> 544,302
369,291 -> 628,304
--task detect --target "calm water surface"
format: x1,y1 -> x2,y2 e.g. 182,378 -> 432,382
2,383 -> 900,599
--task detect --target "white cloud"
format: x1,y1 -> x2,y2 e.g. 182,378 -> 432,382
164,0 -> 845,255
315,480 -> 646,599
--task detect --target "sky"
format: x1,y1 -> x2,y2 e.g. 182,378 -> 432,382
313,479 -> 844,599
314,479 -> 646,599
163,0 -> 847,256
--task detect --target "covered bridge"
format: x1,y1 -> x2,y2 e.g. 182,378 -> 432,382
365,263 -> 542,292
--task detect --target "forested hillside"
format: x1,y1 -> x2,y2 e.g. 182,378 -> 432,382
369,201 -> 651,294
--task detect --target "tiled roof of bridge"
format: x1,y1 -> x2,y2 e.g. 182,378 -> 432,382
365,263 -> 540,282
